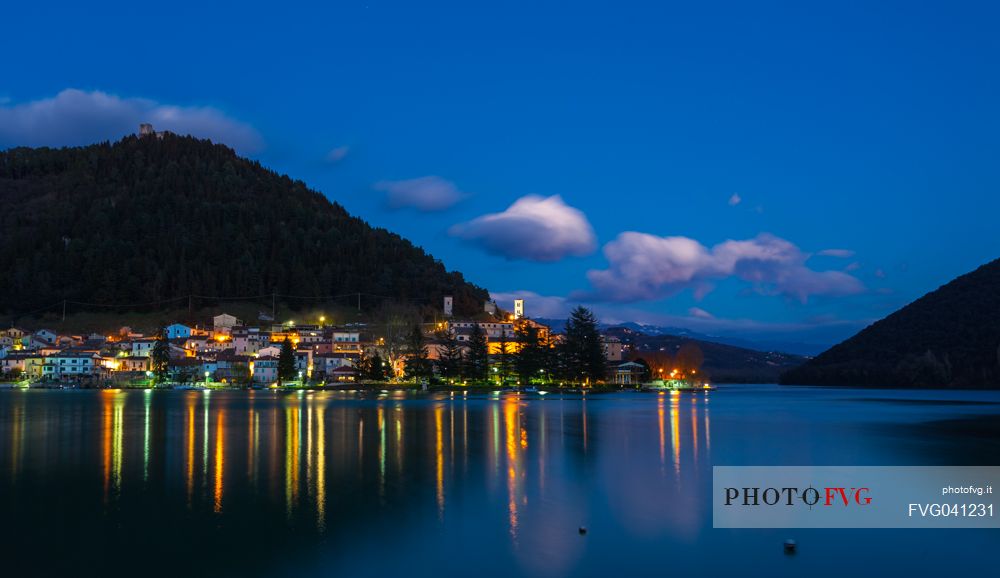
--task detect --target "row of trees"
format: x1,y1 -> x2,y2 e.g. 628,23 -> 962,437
395,306 -> 608,385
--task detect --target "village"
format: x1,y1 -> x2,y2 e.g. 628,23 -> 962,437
0,298 -> 670,389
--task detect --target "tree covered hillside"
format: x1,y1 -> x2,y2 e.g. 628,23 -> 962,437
0,134 -> 489,316
781,258 -> 1000,388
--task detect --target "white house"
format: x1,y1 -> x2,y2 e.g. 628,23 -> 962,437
131,338 -> 157,357
213,313 -> 241,334
43,351 -> 100,378
314,352 -> 359,377
330,330 -> 360,343
257,345 -> 281,358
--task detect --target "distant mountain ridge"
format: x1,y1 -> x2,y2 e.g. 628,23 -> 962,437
530,319 -> 805,382
598,325 -> 806,383
781,258 -> 1000,388
0,134 -> 489,317
536,318 -> 827,355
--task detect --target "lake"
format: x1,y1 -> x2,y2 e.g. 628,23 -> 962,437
1,385 -> 998,577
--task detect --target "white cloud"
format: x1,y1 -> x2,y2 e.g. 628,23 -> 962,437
326,145 -> 350,163
688,307 -> 715,319
817,249 -> 855,258
375,176 -> 466,211
585,232 -> 864,303
728,193 -> 742,206
0,89 -> 262,152
450,195 -> 597,262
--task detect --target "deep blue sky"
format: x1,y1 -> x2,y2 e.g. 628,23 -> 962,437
2,1 -> 998,347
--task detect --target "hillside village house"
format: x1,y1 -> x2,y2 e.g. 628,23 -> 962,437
131,338 -> 157,357
213,313 -> 241,334
42,351 -> 101,379
165,324 -> 193,339
33,329 -> 57,345
252,356 -> 279,384
1,327 -> 27,341
328,365 -> 358,382
603,336 -> 624,362
1,352 -> 44,377
314,351 -> 360,377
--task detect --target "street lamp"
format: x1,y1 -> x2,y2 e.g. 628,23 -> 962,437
204,370 -> 210,386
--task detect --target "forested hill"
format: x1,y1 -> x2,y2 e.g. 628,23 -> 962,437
781,258 -> 1000,388
0,134 -> 489,316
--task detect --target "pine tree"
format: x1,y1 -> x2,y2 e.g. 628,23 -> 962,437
278,338 -> 296,385
514,323 -> 548,384
560,306 -> 606,384
465,323 -> 489,382
435,330 -> 464,381
404,325 -> 431,380
360,350 -> 388,381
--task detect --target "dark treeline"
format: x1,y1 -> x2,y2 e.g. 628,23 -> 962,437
781,257 -> 1000,389
0,134 -> 489,316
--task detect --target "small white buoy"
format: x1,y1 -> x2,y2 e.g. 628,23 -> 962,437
784,539 -> 796,554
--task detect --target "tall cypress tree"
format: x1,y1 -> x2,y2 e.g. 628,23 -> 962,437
496,327 -> 512,384
278,338 -> 296,385
151,326 -> 170,383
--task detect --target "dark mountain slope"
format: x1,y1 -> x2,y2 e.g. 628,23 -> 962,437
0,134 -> 488,316
603,327 -> 806,383
781,259 -> 1000,388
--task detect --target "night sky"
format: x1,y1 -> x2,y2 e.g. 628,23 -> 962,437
2,1 -> 998,347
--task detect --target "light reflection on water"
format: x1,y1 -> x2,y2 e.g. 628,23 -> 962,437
0,386 -> 998,577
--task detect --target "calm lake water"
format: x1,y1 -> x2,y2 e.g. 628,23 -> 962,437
1,385 -> 998,577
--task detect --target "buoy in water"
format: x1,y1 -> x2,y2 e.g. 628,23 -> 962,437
784,539 -> 796,554
578,526 -> 587,535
